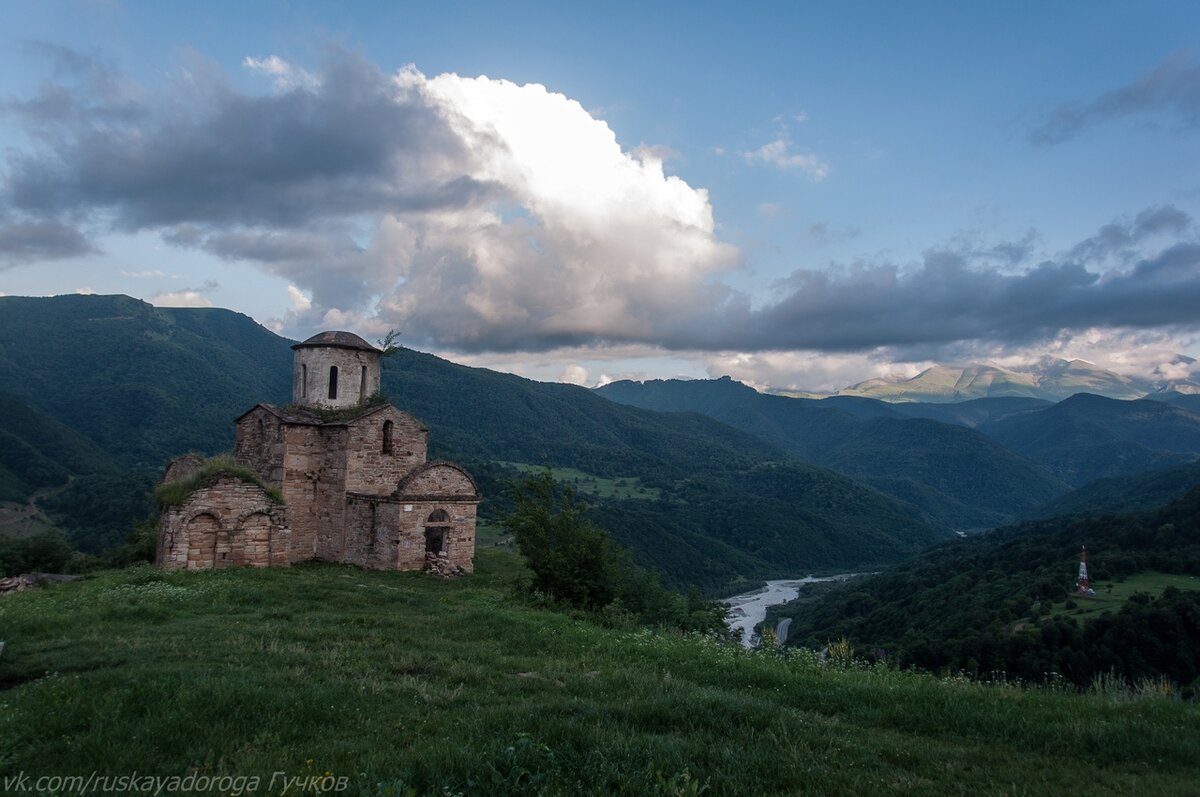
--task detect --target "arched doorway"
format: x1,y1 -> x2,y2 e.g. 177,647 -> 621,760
424,508 -> 451,556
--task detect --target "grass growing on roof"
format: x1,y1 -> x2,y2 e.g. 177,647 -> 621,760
153,454 -> 283,508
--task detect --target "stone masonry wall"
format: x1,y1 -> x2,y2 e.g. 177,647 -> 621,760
293,347 -> 381,409
156,477 -> 289,570
161,453 -> 204,485
343,496 -> 477,573
343,496 -> 393,570
399,463 -> 477,499
343,408 -> 428,496
234,407 -> 285,486
280,424 -> 349,562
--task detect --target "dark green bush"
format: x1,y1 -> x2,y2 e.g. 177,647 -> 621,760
502,469 -> 727,634
0,530 -> 76,577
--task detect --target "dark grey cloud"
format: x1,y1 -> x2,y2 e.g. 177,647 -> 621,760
175,225 -> 383,312
1032,52 -> 1200,145
389,208 -> 1200,356
1067,205 -> 1192,263
987,228 -> 1040,267
0,217 -> 97,267
3,47 -> 502,230
4,45 -> 1199,360
702,223 -> 1200,354
3,41 -> 144,134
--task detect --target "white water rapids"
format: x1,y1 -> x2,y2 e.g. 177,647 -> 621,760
723,575 -> 858,647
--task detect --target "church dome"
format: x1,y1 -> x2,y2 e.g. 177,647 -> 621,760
291,331 -> 380,352
290,330 -> 383,409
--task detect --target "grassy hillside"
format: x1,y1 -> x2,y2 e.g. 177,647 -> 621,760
1,551 -> 1197,796
978,393 -> 1200,485
597,377 -> 1067,529
0,295 -> 943,590
1042,571 -> 1200,623
773,486 -> 1200,689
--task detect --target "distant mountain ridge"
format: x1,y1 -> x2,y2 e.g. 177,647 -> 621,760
1022,460 -> 1200,521
596,376 -> 1069,530
0,294 -> 944,590
822,357 -> 1200,403
977,393 -> 1200,486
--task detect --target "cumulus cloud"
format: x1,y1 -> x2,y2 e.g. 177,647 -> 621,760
150,279 -> 218,308
287,284 -> 312,312
702,349 -> 929,394
151,290 -> 213,308
2,47 -> 737,352
5,53 -> 495,231
741,138 -> 830,180
1032,51 -> 1200,145
632,144 -> 682,165
4,45 -> 1200,382
558,363 -> 591,386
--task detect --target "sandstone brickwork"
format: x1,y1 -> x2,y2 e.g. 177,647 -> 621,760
156,477 -> 290,570
292,332 -> 382,409
161,453 -> 205,485
155,330 -> 479,575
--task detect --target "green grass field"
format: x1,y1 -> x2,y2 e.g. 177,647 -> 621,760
1044,571 -> 1200,623
1,551 -> 1198,796
501,462 -> 661,502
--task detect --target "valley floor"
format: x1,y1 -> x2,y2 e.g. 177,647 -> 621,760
1,551 -> 1198,796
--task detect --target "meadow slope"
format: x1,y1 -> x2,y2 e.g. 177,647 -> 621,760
1,551 -> 1197,796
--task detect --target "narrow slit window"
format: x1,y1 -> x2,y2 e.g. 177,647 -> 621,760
382,420 -> 394,454
360,366 -> 368,399
328,365 -> 339,400
301,364 -> 308,398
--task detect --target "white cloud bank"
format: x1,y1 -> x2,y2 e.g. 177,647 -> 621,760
4,47 -> 1199,391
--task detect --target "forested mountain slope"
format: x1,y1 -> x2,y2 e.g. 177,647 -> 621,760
1023,461 -> 1200,521
774,486 -> 1200,689
598,377 -> 1067,529
978,393 -> 1200,485
0,389 -> 115,502
0,294 -> 944,589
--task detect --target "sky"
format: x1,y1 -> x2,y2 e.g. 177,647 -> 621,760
1,0 -> 1199,391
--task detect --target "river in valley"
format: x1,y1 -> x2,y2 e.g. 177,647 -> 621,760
723,574 -> 859,647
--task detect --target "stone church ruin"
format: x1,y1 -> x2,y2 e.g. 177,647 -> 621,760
155,331 -> 479,574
